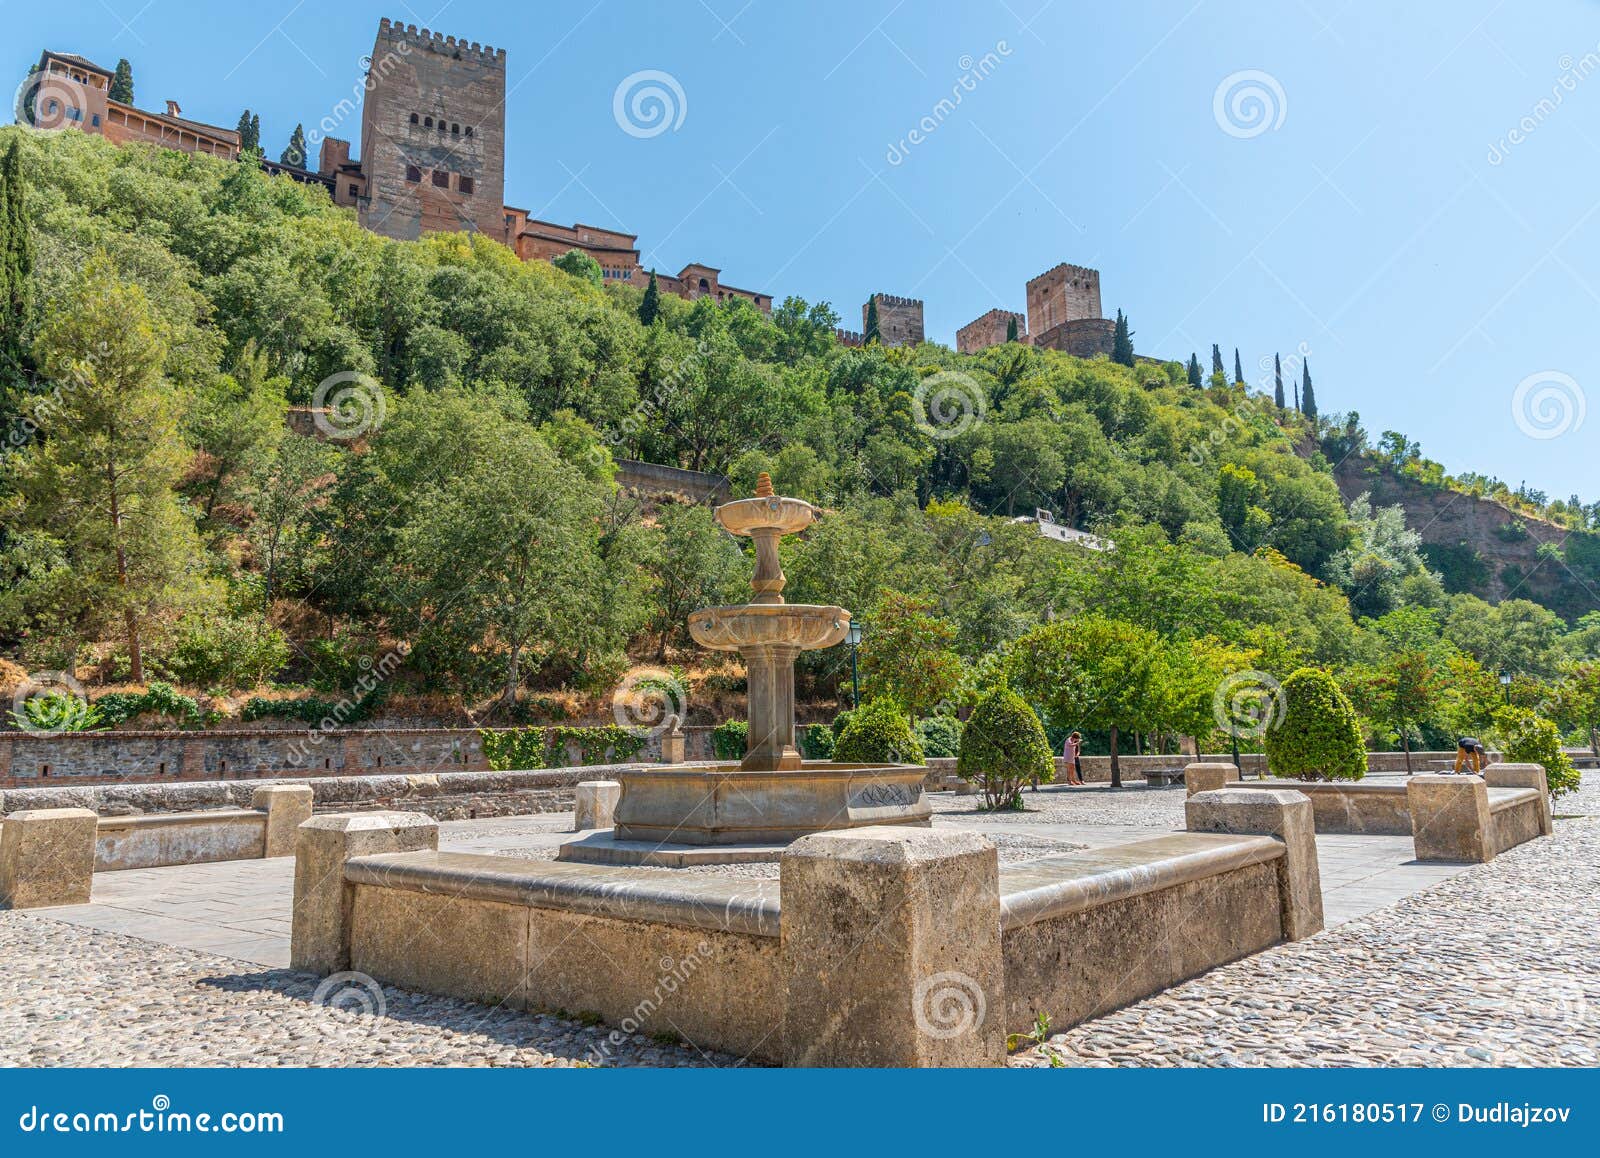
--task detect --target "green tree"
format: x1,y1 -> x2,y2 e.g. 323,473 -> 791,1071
864,295 -> 881,344
0,137 -> 35,388
1111,309 -> 1134,366
1301,361 -> 1317,418
833,696 -> 923,763
1186,353 -> 1203,387
1211,344 -> 1224,377
1273,353 -> 1285,409
958,686 -> 1053,808
185,342 -> 287,524
858,591 -> 963,718
1233,348 -> 1244,385
639,269 -> 661,325
1007,614 -> 1163,787
552,247 -> 603,287
1217,463 -> 1272,551
1494,706 -> 1580,798
643,501 -> 744,659
235,111 -> 258,152
280,123 -> 309,169
4,255 -> 201,681
245,433 -> 333,605
1264,667 -> 1366,780
109,58 -> 134,104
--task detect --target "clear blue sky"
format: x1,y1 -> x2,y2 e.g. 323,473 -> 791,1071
7,0 -> 1598,501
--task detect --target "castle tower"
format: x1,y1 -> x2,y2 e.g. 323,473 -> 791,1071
865,294 -> 924,347
1025,263 -> 1102,337
358,19 -> 507,241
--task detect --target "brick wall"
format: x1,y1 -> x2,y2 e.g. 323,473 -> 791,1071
1026,263 -> 1102,336
956,308 -> 1026,354
865,294 -> 924,347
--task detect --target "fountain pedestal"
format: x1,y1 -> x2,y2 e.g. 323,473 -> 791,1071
557,474 -> 929,864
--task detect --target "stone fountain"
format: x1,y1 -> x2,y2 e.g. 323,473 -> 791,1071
559,474 -> 930,864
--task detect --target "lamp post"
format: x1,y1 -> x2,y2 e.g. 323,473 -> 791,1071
846,621 -> 864,709
1499,669 -> 1513,706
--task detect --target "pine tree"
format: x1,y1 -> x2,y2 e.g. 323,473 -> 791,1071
1,138 -> 35,387
864,295 -> 881,345
109,58 -> 134,104
1186,353 -> 1203,388
639,269 -> 661,326
1112,309 -> 1134,367
1211,344 -> 1224,376
1273,353 -> 1285,409
1005,315 -> 1019,343
280,124 -> 309,169
1301,361 -> 1318,419
1234,348 -> 1244,385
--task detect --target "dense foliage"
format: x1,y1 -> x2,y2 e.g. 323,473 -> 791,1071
832,698 -> 923,764
1265,668 -> 1368,782
957,687 -> 1053,809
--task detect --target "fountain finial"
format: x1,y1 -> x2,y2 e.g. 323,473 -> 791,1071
754,472 -> 775,498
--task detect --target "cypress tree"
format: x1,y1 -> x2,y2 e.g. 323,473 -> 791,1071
1112,309 -> 1134,367
236,110 -> 260,152
280,123 -> 309,169
1234,347 -> 1244,385
864,295 -> 881,345
0,138 -> 34,386
1301,361 -> 1318,419
1211,344 -> 1224,376
1273,353 -> 1285,409
109,58 -> 134,104
639,269 -> 661,325
1186,353 -> 1203,388
1005,315 -> 1019,343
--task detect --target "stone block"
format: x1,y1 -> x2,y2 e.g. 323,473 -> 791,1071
1185,788 -> 1323,940
0,807 -> 98,909
1184,762 -> 1240,796
1484,763 -> 1552,835
660,730 -> 686,764
781,825 -> 1005,1067
573,781 -> 622,831
252,785 -> 313,858
1408,774 -> 1491,862
290,811 -> 438,974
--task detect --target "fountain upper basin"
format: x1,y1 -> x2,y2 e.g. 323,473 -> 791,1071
689,604 -> 850,652
715,495 -> 818,537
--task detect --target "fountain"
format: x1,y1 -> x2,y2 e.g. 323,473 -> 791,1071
559,474 -> 930,864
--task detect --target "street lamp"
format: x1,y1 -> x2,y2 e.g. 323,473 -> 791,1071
1499,670 -> 1513,706
846,621 -> 864,709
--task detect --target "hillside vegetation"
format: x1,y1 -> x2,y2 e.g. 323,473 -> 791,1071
0,127 -> 1596,757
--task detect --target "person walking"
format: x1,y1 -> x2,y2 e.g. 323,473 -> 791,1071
1062,731 -> 1085,786
1453,736 -> 1487,774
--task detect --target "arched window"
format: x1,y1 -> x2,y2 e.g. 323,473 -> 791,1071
410,113 -> 419,124
424,116 -> 433,127
451,123 -> 460,134
465,126 -> 474,137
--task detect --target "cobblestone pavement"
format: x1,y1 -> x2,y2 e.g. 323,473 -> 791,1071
1012,811 -> 1600,1068
0,913 -> 743,1067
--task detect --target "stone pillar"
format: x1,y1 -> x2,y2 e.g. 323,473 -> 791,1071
340,733 -> 363,775
573,781 -> 622,831
742,643 -> 803,770
1185,788 -> 1323,940
1184,762 -> 1240,797
1484,763 -> 1552,835
0,807 -> 98,909
1408,774 -> 1492,862
290,812 -> 438,974
252,784 -> 314,858
180,737 -> 206,779
780,825 -> 1005,1067
660,718 -> 686,765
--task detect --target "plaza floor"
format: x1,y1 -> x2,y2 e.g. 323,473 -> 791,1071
2,772 -> 1595,1067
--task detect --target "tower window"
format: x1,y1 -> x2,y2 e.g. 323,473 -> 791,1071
431,169 -> 449,188
424,116 -> 433,127
464,126 -> 473,137
451,123 -> 460,134
410,113 -> 418,124
405,164 -> 422,182
458,175 -> 474,194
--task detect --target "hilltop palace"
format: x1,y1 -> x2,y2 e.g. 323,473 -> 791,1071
28,18 -> 1115,355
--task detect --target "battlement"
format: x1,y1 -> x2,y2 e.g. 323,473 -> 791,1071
1026,262 -> 1099,290
871,293 -> 923,308
836,329 -> 866,347
377,17 -> 505,61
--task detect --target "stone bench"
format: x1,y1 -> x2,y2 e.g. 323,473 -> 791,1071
1184,762 -> 1240,796
0,786 -> 311,909
294,786 -> 1322,1067
1231,779 -> 1412,835
1143,768 -> 1185,787
1408,766 -> 1552,863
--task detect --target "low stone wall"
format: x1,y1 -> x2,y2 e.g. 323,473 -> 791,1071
1408,766 -> 1552,863
1232,780 -> 1412,835
96,810 -> 266,871
292,788 -> 1321,1066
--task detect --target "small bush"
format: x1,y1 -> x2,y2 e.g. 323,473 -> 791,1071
1264,667 -> 1367,781
956,688 -> 1053,810
830,708 -> 855,740
711,719 -> 749,761
1495,707 -> 1581,799
10,690 -> 103,733
914,714 -> 963,759
95,682 -> 206,729
832,698 -> 924,764
800,723 -> 835,760
163,615 -> 291,690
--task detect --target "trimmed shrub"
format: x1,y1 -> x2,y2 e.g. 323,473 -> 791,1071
800,723 -> 835,760
1495,707 -> 1581,799
832,698 -> 924,765
914,714 -> 963,759
957,688 -> 1053,810
711,719 -> 749,761
1265,667 -> 1367,782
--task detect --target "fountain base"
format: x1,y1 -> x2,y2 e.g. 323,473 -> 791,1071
556,762 -> 931,856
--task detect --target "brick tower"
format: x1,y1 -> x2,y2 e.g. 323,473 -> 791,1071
358,18 -> 506,241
